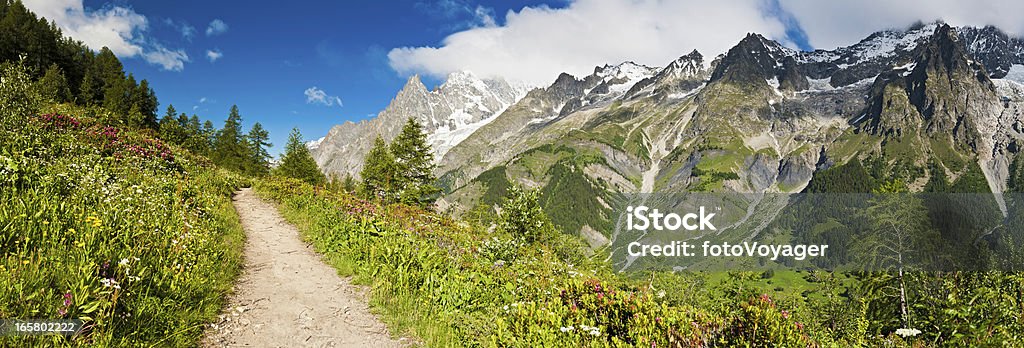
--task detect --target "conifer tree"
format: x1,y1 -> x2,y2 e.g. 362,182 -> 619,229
390,118 -> 439,206
342,173 -> 356,193
246,122 -> 272,176
159,104 -> 183,144
360,136 -> 399,202
35,64 -> 72,103
274,127 -> 325,185
213,105 -> 249,171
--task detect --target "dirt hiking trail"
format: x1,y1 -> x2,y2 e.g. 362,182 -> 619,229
203,188 -> 406,347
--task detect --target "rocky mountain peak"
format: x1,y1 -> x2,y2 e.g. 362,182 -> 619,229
709,33 -> 806,91
624,50 -> 707,99
957,25 -> 1024,78
399,74 -> 428,94
860,23 -> 999,150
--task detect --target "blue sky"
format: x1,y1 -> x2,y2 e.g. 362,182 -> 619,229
30,0 -> 1024,156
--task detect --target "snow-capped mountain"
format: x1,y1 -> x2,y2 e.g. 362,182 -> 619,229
309,71 -> 529,178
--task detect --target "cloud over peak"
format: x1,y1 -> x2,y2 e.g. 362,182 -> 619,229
389,0 -> 1024,86
389,0 -> 791,86
779,0 -> 1024,50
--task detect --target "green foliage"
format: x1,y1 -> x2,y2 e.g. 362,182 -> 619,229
949,161 -> 991,193
805,157 -> 875,193
498,184 -> 557,243
274,127 -> 325,186
540,160 -> 613,236
472,165 -> 511,207
923,159 -> 950,192
0,60 -> 41,125
34,63 -> 72,103
158,104 -> 185,144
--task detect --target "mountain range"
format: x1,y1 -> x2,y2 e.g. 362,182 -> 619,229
310,21 -> 1024,251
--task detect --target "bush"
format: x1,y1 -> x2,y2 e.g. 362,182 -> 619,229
498,184 -> 558,243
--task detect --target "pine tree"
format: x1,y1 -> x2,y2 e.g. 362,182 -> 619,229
184,115 -> 207,154
134,79 -> 159,128
35,63 -> 71,103
360,136 -> 399,202
77,69 -> 101,105
342,173 -> 356,193
274,127 -> 325,185
159,104 -> 183,144
202,120 -> 216,156
213,105 -> 249,171
246,122 -> 272,176
390,118 -> 439,206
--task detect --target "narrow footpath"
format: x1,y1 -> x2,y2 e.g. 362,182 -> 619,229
202,188 -> 405,347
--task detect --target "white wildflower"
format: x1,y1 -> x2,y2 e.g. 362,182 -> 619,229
559,326 -> 574,333
895,328 -> 921,337
100,278 -> 121,289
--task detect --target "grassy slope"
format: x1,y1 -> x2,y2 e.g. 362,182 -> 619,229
0,105 -> 246,347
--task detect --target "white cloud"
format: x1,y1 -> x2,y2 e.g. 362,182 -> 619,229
143,44 -> 189,71
23,0 -> 190,71
388,0 -> 791,86
24,0 -> 146,57
779,0 -> 1024,49
164,18 -> 196,41
206,19 -> 228,36
199,97 -> 208,103
304,87 -> 344,107
206,49 -> 223,62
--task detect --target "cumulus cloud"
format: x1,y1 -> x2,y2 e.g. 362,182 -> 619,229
143,44 -> 189,71
389,0 -> 791,86
304,87 -> 344,107
23,0 -> 190,71
206,19 -> 228,36
206,49 -> 223,62
779,0 -> 1024,49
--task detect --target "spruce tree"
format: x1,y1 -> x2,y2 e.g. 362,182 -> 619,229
390,118 -> 439,206
274,127 -> 326,185
159,104 -> 183,144
213,105 -> 248,171
246,122 -> 272,176
35,64 -> 72,103
360,136 -> 399,202
342,173 -> 356,193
